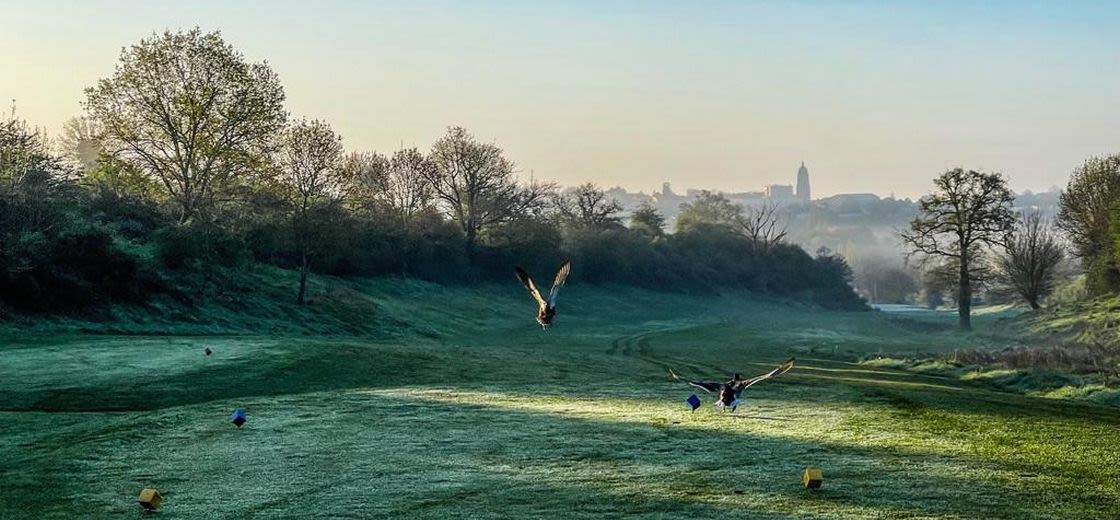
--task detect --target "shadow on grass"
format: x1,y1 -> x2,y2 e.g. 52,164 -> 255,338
1,342 -> 439,412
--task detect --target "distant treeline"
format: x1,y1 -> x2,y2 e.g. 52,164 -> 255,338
0,29 -> 864,316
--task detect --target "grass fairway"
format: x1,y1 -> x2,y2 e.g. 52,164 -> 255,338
1,281 -> 1118,519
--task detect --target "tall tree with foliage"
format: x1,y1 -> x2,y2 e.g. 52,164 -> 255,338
554,183 -> 623,229
1056,154 -> 1120,293
275,119 -> 344,304
84,28 -> 287,223
425,126 -> 552,256
997,211 -> 1066,310
901,168 -> 1015,330
675,191 -> 742,233
340,151 -> 388,214
629,202 -> 665,238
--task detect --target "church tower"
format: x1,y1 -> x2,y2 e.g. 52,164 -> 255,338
796,162 -> 811,202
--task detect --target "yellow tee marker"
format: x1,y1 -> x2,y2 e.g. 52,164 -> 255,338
137,488 -> 162,511
802,468 -> 823,489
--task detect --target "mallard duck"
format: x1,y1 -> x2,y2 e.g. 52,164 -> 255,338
670,358 -> 794,412
514,260 -> 571,328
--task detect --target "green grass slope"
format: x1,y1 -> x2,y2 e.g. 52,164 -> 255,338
1,280 -> 1118,519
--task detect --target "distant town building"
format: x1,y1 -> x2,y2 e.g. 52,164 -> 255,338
765,184 -> 795,200
818,193 -> 881,213
796,162 -> 811,202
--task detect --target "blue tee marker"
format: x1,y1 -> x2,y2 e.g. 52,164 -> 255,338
231,409 -> 247,427
686,394 -> 702,411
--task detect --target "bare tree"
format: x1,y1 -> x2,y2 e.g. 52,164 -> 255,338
997,211 -> 1066,310
84,28 -> 287,223
380,148 -> 436,224
739,202 -> 788,253
554,183 -> 623,229
275,118 -> 344,304
425,126 -> 553,256
901,168 -> 1015,330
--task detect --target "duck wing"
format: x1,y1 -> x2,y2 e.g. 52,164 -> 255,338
668,368 -> 722,393
547,260 -> 571,307
733,358 -> 795,391
514,266 -> 547,310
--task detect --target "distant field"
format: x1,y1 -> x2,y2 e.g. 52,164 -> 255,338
1,281 -> 1117,519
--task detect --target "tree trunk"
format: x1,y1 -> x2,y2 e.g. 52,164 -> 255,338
1028,298 -> 1041,310
464,226 -> 477,263
297,252 -> 310,305
958,250 -> 972,331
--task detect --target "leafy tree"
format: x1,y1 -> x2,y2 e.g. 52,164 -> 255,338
84,28 -> 287,223
554,183 -> 623,229
901,168 -> 1015,330
1057,154 -> 1120,293
425,126 -> 553,256
83,153 -> 161,199
0,120 -> 72,250
340,151 -> 388,213
629,202 -> 665,238
275,118 -> 345,304
996,211 -> 1065,310
675,190 -> 742,233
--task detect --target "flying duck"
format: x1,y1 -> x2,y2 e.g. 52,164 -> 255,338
670,358 -> 795,412
514,260 -> 571,328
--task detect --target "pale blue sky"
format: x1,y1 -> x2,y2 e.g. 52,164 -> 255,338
1,1 -> 1118,197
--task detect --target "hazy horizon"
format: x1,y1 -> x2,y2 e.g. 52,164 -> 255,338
2,0 -> 1118,198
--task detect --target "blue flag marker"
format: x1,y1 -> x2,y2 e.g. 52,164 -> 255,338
686,394 -> 702,411
231,408 -> 247,427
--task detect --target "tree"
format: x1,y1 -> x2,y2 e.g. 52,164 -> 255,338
341,151 -> 388,215
675,191 -> 742,233
0,120 -> 71,193
275,119 -> 344,304
920,256 -> 991,306
57,116 -> 103,173
853,257 -> 919,304
997,211 -> 1066,310
1056,154 -> 1120,293
629,202 -> 665,238
554,183 -> 623,229
379,148 -> 437,225
425,126 -> 552,256
84,28 -> 287,223
901,168 -> 1015,330
739,203 -> 787,254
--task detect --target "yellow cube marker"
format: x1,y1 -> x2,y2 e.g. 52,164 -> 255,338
802,467 -> 823,489
137,488 -> 162,511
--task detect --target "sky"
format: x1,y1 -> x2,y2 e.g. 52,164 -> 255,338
1,1 -> 1118,198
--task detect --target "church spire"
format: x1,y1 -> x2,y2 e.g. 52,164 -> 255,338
796,162 -> 811,203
